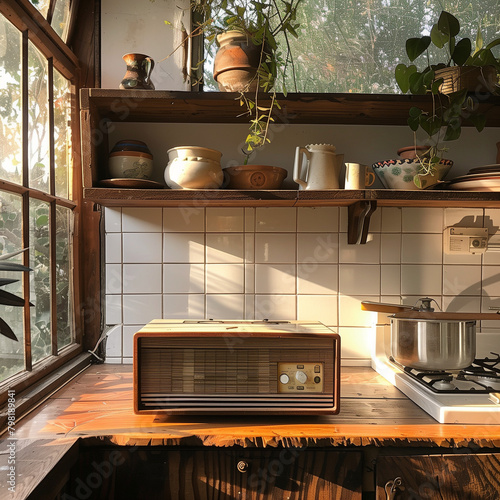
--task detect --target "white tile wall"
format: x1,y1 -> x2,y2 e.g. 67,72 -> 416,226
103,206 -> 500,365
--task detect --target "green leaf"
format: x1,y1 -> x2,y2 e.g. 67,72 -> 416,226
422,69 -> 435,88
0,262 -> 32,272
475,28 -> 484,53
430,24 -> 449,49
0,289 -> 25,307
0,317 -> 18,341
452,38 -> 472,65
431,77 -> 444,94
485,38 -> 500,50
443,123 -> 461,141
470,113 -> 486,132
36,215 -> 49,226
408,72 -> 426,94
406,37 -> 431,61
395,64 -> 417,93
409,106 -> 423,118
413,174 -> 423,189
407,115 -> 420,132
470,48 -> 498,66
437,11 -> 460,37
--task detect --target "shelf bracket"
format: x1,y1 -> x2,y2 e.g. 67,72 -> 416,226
347,200 -> 377,245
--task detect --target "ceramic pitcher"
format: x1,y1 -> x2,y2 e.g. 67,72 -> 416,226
119,53 -> 155,90
293,144 -> 344,190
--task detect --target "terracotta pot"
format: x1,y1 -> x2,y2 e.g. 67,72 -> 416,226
397,145 -> 429,160
224,165 -> 287,189
213,31 -> 261,92
119,53 -> 155,90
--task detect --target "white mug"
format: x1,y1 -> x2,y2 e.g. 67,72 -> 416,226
344,163 -> 376,189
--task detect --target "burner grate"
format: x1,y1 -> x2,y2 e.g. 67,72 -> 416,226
462,353 -> 500,377
390,356 -> 500,393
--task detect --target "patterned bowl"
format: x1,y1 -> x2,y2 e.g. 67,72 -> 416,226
372,158 -> 453,190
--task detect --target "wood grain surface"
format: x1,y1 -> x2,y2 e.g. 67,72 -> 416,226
2,365 -> 500,499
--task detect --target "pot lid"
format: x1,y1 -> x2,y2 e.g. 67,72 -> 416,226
392,311 -> 500,320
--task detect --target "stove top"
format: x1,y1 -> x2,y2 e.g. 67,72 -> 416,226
400,354 -> 500,394
372,354 -> 500,424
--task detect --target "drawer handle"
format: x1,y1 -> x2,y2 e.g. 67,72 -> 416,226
385,477 -> 402,500
237,460 -> 249,473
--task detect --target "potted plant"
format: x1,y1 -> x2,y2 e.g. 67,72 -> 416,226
393,10 -> 500,188
197,0 -> 301,158
0,249 -> 32,341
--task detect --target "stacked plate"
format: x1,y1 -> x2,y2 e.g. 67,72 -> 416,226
446,164 -> 500,191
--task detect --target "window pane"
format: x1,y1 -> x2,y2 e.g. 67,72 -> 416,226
28,42 -> 50,192
30,198 -> 51,364
282,0 -> 500,93
0,192 -> 24,382
51,0 -> 72,42
203,0 -> 500,94
56,205 -> 74,351
0,16 -> 22,184
29,0 -> 50,18
54,69 -> 72,199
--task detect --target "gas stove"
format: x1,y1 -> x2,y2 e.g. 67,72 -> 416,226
372,325 -> 500,424
403,355 -> 500,394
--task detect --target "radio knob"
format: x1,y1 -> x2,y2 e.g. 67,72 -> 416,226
279,373 -> 290,384
295,371 -> 307,384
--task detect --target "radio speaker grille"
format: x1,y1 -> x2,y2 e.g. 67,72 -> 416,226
135,336 -> 338,414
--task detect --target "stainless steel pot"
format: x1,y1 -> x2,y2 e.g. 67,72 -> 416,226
390,316 -> 476,370
361,298 -> 500,371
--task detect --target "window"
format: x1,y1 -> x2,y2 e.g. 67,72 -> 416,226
29,0 -> 74,42
0,1 -> 81,390
201,0 -> 500,93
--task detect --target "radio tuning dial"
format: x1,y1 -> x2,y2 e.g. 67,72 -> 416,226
279,373 -> 290,384
295,370 -> 307,384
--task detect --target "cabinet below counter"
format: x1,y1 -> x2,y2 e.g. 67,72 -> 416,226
2,365 -> 500,499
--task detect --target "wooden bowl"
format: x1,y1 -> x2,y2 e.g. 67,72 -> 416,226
224,165 -> 287,190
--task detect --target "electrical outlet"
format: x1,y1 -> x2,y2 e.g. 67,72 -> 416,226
443,227 -> 488,254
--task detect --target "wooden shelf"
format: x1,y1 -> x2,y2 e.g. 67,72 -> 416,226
80,88 -> 500,126
84,187 -> 500,208
80,88 -> 500,233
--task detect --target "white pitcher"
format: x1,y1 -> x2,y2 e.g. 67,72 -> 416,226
293,144 -> 344,190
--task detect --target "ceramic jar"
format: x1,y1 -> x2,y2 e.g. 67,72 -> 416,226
213,31 -> 260,92
165,147 -> 223,189
119,53 -> 155,90
108,140 -> 153,179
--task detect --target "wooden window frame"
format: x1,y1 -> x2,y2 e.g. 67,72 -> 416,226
0,0 -> 89,417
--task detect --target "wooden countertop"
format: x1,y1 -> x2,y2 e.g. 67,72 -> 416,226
3,364 -> 500,449
3,364 -> 500,498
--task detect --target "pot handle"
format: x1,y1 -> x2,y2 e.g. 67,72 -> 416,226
361,301 -> 416,313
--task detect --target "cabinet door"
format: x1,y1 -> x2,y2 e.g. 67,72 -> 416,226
376,453 -> 500,500
72,446 -> 363,499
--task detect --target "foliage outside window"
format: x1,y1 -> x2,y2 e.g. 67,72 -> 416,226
202,0 -> 500,93
0,2 -> 78,386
